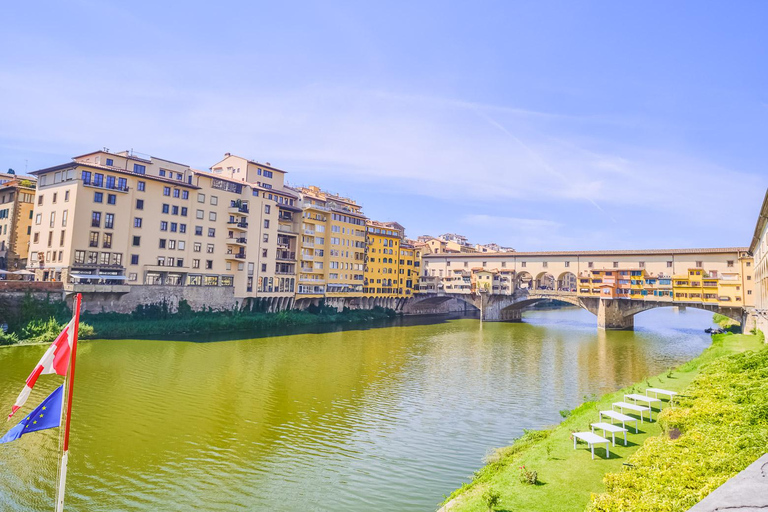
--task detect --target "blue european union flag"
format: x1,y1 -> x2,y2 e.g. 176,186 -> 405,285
0,385 -> 63,444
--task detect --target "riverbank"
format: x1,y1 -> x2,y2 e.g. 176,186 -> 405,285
1,303 -> 398,345
439,332 -> 767,512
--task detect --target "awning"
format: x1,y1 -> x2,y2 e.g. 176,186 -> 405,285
70,274 -> 127,280
13,270 -> 35,275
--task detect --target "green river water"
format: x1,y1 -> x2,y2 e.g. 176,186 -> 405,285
0,307 -> 714,511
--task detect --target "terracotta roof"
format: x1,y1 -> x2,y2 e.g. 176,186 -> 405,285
424,247 -> 749,258
32,162 -> 201,189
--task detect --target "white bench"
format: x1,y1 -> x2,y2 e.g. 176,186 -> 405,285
573,432 -> 610,459
599,410 -> 639,433
646,387 -> 678,406
613,401 -> 652,422
591,422 -> 628,446
625,393 -> 662,412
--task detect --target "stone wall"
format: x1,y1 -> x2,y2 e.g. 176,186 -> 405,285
69,285 -> 237,314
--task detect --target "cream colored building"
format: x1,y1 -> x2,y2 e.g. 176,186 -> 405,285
0,175 -> 36,272
749,188 -> 768,333
27,150 -> 301,310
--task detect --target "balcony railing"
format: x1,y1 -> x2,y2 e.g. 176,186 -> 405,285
227,221 -> 249,229
277,225 -> 299,234
276,251 -> 296,261
226,237 -> 247,245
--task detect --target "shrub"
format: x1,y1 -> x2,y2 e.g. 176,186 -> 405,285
482,489 -> 500,512
519,465 -> 538,485
0,330 -> 19,346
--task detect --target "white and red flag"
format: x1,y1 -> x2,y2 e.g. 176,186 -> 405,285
8,318 -> 76,420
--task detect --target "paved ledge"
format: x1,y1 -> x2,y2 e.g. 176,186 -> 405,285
688,453 -> 768,511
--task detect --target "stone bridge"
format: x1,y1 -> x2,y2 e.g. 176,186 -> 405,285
406,290 -> 747,330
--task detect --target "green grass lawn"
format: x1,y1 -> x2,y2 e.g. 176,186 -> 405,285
440,333 -> 766,512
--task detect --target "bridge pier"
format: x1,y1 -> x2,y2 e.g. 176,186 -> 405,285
597,299 -> 634,330
498,308 -> 522,322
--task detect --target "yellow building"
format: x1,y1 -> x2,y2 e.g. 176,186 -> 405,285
294,186 -> 367,308
364,221 -> 405,297
0,175 -> 36,273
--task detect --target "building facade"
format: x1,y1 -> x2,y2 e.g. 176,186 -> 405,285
0,176 -> 36,272
749,189 -> 768,333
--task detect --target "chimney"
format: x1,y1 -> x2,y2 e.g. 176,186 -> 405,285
225,152 -> 231,157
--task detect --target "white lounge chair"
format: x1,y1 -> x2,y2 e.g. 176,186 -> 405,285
624,393 -> 662,411
646,387 -> 677,406
613,401 -> 652,422
599,410 -> 639,433
573,432 -> 610,459
591,422 -> 628,446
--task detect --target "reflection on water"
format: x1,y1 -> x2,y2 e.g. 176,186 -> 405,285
0,307 -> 714,511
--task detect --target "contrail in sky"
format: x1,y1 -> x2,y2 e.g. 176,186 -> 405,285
474,109 -> 617,223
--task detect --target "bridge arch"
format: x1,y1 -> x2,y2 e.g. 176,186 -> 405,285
535,272 -> 555,291
618,301 -> 743,324
557,272 -> 577,292
517,271 -> 533,290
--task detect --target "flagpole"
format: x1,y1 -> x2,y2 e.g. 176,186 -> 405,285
55,293 -> 81,512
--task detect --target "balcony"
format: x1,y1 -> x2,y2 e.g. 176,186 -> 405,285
301,253 -> 313,260
303,242 -> 314,248
278,225 -> 299,235
301,266 -> 323,273
299,277 -> 325,283
226,237 -> 247,246
82,181 -> 130,193
225,252 -> 246,261
278,214 -> 294,222
304,229 -> 315,235
228,204 -> 250,215
227,221 -> 248,231
276,251 -> 296,261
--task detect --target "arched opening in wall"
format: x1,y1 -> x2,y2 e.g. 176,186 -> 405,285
535,272 -> 555,290
517,271 -> 533,289
557,272 -> 577,292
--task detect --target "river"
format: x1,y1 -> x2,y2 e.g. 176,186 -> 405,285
0,307 -> 715,511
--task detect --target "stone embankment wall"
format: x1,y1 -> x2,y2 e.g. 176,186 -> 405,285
70,285 -> 237,314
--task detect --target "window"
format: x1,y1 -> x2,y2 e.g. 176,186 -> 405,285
261,263 -> 267,272
208,228 -> 215,237
64,190 -> 69,202
159,239 -> 167,249
105,176 -> 115,189
209,212 -> 216,221
134,217 -> 143,228
106,158 -> 113,166
727,260 -> 734,267
59,230 -> 65,246
173,189 -> 180,198
160,221 -> 168,231
33,232 -> 39,243
696,261 -> 703,267
89,232 -> 99,247
131,254 -> 139,265
263,234 -> 268,243
179,224 -> 186,233
210,196 -> 218,206
195,226 -> 203,236
157,257 -> 165,266
264,219 -> 270,229
118,177 -> 127,191
178,241 -> 185,250
35,213 -> 41,225
265,205 -> 271,214
613,262 -> 619,268
207,244 -> 214,253
107,194 -> 116,205
138,181 -> 146,192
103,233 -> 112,248
667,261 -> 673,268
181,207 -> 188,217
52,192 -> 57,203
192,259 -> 200,268
93,173 -> 104,187
206,260 -> 213,270
263,170 -> 273,178
163,186 -> 170,196
81,171 -> 91,185
168,240 -> 176,250
170,222 -> 178,232
172,205 -> 179,215
105,213 -> 114,229
133,164 -> 146,174
91,212 -> 101,227
162,204 -> 170,214
75,250 -> 86,264
49,212 -> 55,228
639,261 -> 645,268
132,236 -> 141,246
136,199 -> 144,210
159,170 -> 166,177
196,209 -> 204,219
38,194 -> 44,206
197,193 -> 205,203
94,192 -> 103,203
194,243 -> 201,252
182,191 -> 189,200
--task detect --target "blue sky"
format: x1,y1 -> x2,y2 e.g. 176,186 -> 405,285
1,1 -> 766,250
